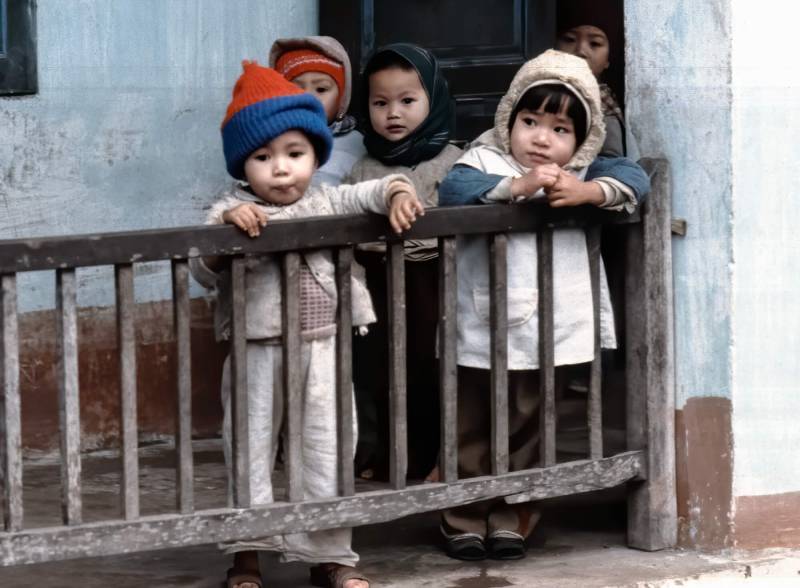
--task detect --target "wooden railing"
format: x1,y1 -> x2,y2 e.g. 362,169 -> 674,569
0,159 -> 676,565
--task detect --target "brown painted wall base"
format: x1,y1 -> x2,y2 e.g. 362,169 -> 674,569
735,492 -> 800,549
674,396 -> 734,550
18,299 -> 226,452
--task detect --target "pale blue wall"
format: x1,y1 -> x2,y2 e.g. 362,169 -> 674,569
0,0 -> 318,310
626,0 -> 733,408
627,0 -> 800,498
730,0 -> 800,497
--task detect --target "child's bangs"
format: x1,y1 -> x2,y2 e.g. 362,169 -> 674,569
509,83 -> 588,146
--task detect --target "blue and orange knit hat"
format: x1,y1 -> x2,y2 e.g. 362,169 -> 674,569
221,61 -> 333,180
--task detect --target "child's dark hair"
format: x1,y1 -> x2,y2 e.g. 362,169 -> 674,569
364,51 -> 415,80
509,84 -> 588,148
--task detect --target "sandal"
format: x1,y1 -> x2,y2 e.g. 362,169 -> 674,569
309,563 -> 370,588
225,566 -> 263,588
487,529 -> 526,560
442,530 -> 487,561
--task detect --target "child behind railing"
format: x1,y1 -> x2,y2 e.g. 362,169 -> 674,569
190,61 -> 423,588
437,50 -> 650,562
345,43 -> 463,482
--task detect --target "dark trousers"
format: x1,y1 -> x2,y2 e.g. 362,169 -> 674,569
352,251 -> 440,479
441,366 -> 547,539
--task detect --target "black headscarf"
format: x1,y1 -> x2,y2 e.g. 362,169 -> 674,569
362,43 -> 454,167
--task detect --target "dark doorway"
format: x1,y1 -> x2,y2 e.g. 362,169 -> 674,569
321,0 -> 556,141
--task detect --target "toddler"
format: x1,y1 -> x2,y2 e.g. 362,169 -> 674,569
437,50 -> 649,561
270,35 -> 366,185
347,43 -> 463,481
191,61 -> 423,588
555,0 -> 638,158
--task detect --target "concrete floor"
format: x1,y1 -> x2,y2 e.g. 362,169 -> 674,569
1,441 -> 798,588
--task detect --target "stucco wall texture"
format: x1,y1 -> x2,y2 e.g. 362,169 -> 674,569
626,0 -> 734,409
0,0 -> 318,311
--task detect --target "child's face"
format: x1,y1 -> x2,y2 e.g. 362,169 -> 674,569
291,71 -> 340,124
368,66 -> 430,142
555,25 -> 610,78
243,130 -> 317,206
509,99 -> 577,169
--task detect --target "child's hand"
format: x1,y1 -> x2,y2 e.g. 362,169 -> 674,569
511,163 -> 560,199
222,203 -> 268,237
389,191 -> 425,234
545,171 -> 605,208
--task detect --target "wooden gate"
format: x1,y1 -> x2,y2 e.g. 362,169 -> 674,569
0,159 -> 675,565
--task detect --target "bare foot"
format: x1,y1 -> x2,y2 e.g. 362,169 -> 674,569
425,464 -> 440,483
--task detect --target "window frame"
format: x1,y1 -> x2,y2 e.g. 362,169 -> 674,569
0,0 -> 38,96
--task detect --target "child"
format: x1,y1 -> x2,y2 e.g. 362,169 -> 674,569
554,0 -> 639,159
436,50 -> 650,561
269,35 -> 366,186
190,61 -> 423,588
345,43 -> 463,481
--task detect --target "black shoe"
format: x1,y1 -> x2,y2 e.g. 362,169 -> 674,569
441,529 -> 487,561
487,530 -> 526,560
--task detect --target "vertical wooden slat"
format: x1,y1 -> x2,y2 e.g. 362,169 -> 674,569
282,253 -> 303,502
489,234 -> 509,476
587,227 -> 603,460
56,269 -> 82,525
115,264 -> 139,520
335,248 -> 355,497
537,230 -> 556,467
230,257 -> 251,508
0,275 -> 22,531
171,260 -> 193,514
387,242 -> 407,490
626,159 -> 678,551
438,237 -> 458,484
625,222 -> 647,454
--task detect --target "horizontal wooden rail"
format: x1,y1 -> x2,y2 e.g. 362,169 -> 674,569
0,451 -> 645,567
0,203 -> 638,274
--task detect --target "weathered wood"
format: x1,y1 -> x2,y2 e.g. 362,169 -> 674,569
335,248 -> 355,497
626,159 -> 678,551
505,450 -> 646,503
282,252 -> 303,503
115,264 -> 139,520
230,257 -> 250,508
438,237 -> 458,484
537,230 -> 556,467
0,204 -> 639,274
0,451 -> 646,567
489,234 -> 509,476
387,243 -> 407,490
0,275 -> 22,531
171,261 -> 193,514
0,163 -> 673,566
587,227 -> 603,460
56,269 -> 82,525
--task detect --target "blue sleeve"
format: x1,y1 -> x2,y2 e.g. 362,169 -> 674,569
438,164 -> 507,206
586,156 -> 651,203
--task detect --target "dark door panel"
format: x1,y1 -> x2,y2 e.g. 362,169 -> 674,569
321,0 -> 555,141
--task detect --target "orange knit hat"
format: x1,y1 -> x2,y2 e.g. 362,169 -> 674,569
221,61 -> 332,179
275,49 -> 346,98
